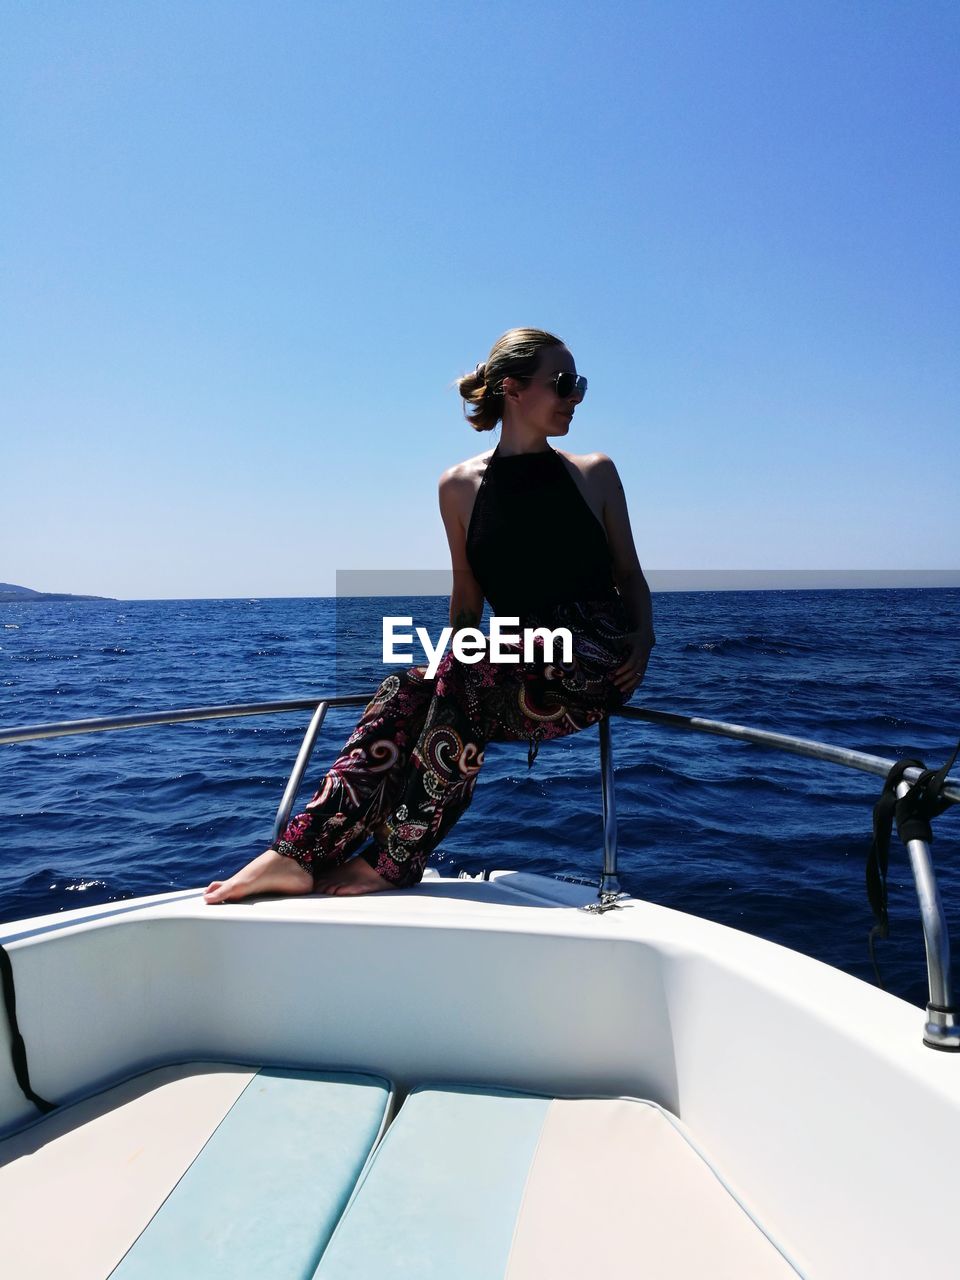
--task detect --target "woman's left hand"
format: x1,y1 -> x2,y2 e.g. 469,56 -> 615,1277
612,629 -> 655,698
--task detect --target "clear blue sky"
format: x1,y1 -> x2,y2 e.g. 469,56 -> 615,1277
4,1 -> 958,599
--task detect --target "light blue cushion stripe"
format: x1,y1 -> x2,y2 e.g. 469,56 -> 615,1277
313,1084 -> 551,1280
111,1069 -> 391,1280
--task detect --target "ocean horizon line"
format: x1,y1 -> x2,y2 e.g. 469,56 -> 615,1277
7,569 -> 958,602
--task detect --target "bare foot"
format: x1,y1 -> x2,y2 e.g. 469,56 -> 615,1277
313,855 -> 394,896
204,849 -> 314,905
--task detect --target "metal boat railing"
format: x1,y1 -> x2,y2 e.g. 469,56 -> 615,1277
2,698 -> 958,1050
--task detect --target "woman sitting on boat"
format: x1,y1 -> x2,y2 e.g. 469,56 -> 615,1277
204,328 -> 655,903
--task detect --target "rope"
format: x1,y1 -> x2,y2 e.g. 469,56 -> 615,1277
0,943 -> 56,1113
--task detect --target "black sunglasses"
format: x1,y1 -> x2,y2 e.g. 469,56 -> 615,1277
501,371 -> 588,399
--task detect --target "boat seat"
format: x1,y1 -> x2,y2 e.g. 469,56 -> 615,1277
311,1082 -> 805,1279
0,1061 -> 393,1280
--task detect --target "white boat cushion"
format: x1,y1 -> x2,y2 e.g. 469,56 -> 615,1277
0,1062 -> 393,1280
312,1084 -> 804,1279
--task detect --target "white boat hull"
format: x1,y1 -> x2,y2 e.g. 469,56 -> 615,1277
1,871 -> 957,1278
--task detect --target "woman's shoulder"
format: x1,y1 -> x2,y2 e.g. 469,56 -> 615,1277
554,447 -> 614,472
554,448 -> 620,490
438,448 -> 495,491
438,448 -> 495,529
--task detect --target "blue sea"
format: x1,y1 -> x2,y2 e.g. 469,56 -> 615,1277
2,590 -> 958,1009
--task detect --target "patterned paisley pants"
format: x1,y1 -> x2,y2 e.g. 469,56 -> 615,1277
274,595 -> 632,888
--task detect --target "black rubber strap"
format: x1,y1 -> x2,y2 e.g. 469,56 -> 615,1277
895,737 -> 960,847
867,739 -> 960,989
0,943 -> 56,1113
867,757 -> 923,944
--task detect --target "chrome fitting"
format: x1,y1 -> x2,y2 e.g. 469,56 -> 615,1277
923,1004 -> 960,1052
582,882 -> 626,914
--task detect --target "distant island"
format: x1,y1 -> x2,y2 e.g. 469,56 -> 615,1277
0,582 -> 116,603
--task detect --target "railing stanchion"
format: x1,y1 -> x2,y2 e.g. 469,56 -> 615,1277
895,780 -> 960,1052
585,716 -> 624,913
273,702 -> 330,845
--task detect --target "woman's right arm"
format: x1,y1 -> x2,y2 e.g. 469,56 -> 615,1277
439,470 -> 486,631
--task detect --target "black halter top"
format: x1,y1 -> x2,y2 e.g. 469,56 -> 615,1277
465,443 -> 618,620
